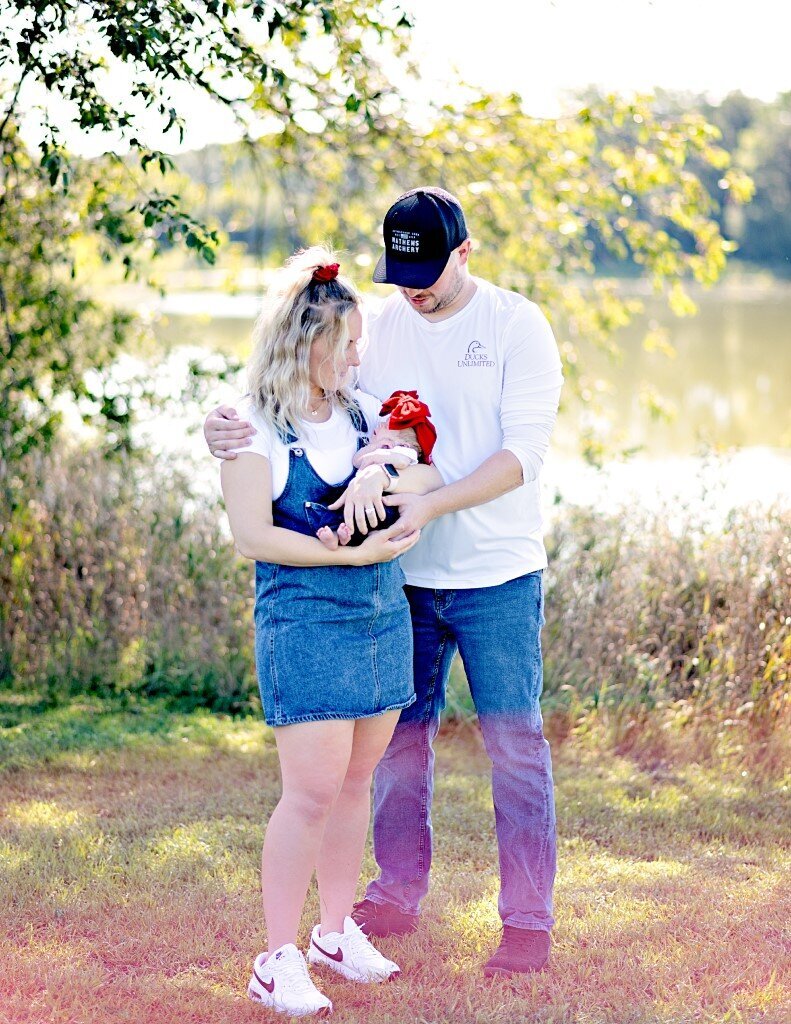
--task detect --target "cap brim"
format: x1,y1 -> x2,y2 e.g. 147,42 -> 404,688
372,251 -> 449,289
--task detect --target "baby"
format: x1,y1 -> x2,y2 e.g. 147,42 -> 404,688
353,424 -> 423,472
313,390 -> 442,548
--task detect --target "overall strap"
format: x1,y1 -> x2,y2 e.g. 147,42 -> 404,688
349,399 -> 368,435
276,421 -> 299,446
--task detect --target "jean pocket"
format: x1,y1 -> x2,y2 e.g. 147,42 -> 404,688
304,501 -> 399,548
304,501 -> 342,534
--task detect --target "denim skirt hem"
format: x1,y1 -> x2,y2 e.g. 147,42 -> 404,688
254,560 -> 414,728
262,691 -> 416,729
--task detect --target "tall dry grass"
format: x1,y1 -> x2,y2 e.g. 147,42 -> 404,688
541,503 -> 790,772
1,450 -> 788,766
0,449 -> 254,712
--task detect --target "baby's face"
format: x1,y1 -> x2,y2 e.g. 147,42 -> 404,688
369,426 -> 418,452
353,425 -> 420,469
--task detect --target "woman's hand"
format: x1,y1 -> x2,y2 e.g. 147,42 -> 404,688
328,464 -> 388,535
353,522 -> 422,564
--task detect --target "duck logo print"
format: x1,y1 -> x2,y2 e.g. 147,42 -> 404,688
458,340 -> 495,368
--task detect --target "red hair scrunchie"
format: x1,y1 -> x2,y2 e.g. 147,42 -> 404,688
312,263 -> 340,283
379,389 -> 437,465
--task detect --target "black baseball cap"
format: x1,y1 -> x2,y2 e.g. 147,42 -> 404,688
372,187 -> 468,289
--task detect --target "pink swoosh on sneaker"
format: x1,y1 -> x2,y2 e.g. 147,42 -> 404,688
311,937 -> 344,962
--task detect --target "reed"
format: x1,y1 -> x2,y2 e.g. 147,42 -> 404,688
2,450 -> 788,772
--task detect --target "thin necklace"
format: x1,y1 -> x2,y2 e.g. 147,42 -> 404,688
308,394 -> 329,417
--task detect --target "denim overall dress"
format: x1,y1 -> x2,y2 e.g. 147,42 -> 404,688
253,405 -> 415,727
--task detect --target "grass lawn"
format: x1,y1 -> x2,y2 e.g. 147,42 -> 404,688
1,698 -> 789,1024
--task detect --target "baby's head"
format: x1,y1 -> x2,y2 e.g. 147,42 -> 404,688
376,390 -> 437,465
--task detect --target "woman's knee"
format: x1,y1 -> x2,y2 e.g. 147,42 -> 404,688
341,714 -> 401,792
282,777 -> 344,824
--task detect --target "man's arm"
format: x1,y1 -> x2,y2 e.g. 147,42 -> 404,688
383,451 -> 523,534
203,384 -> 382,461
498,305 -> 564,486
420,451 -> 522,514
328,462 -> 444,536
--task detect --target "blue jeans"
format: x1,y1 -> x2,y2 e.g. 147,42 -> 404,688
365,570 -> 556,931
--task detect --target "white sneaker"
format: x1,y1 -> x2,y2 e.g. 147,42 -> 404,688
247,944 -> 333,1016
307,916 -> 400,983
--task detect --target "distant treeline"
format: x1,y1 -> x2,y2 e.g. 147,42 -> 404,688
648,89 -> 790,270
177,90 -> 791,273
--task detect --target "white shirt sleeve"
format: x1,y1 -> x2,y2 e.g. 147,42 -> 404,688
500,304 -> 564,484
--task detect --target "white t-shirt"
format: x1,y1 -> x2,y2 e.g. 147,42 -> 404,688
358,277 -> 563,590
231,391 -> 383,498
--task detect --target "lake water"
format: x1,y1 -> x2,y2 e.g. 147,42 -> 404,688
126,276 -> 791,514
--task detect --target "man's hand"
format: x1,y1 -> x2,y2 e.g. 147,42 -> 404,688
204,404 -> 256,460
382,492 -> 439,538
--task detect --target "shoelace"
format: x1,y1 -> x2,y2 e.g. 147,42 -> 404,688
276,952 -> 319,994
346,923 -> 386,964
500,927 -> 540,951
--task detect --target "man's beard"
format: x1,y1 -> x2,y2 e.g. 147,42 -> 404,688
420,270 -> 464,315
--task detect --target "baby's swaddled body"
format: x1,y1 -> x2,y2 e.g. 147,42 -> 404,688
306,428 -> 420,546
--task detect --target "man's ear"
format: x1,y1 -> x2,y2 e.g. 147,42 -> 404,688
458,239 -> 472,266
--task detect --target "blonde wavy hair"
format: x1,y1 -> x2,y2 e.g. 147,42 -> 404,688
247,245 -> 361,440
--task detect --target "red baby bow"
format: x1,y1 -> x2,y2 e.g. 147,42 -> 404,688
379,390 -> 437,465
312,263 -> 340,282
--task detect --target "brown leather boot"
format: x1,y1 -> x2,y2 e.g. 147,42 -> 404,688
350,898 -> 419,938
483,926 -> 550,977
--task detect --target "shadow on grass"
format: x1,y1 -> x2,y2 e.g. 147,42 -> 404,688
554,760 -> 790,852
432,730 -> 790,856
3,702 -> 789,1023
0,693 -> 268,776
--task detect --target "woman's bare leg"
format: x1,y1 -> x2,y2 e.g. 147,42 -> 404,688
262,719 -> 355,951
315,710 -> 401,935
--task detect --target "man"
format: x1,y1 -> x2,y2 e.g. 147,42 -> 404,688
205,187 -> 563,976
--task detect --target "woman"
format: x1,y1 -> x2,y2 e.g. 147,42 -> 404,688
221,246 -> 437,1016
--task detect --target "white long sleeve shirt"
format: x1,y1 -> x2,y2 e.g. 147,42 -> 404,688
359,277 -> 563,589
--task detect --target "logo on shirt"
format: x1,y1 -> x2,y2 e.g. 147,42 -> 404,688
458,340 -> 495,368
